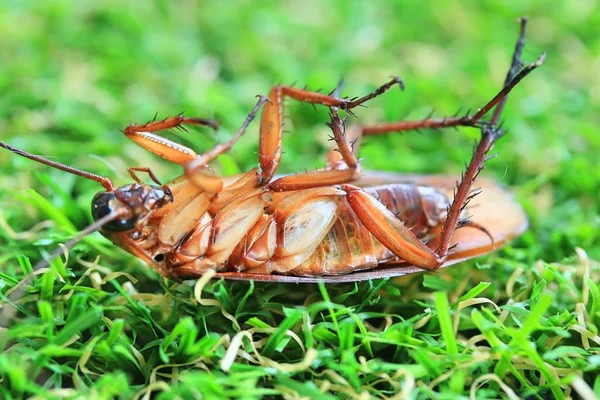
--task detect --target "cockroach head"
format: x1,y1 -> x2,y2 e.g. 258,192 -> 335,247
91,184 -> 173,232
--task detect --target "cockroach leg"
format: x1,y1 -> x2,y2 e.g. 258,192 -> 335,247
127,166 -> 174,201
267,107 -> 362,191
328,108 -> 359,170
258,78 -> 404,184
125,114 -> 220,135
184,96 -> 269,189
343,76 -> 405,110
489,17 -> 529,125
122,116 -> 211,166
122,97 -> 267,193
435,60 -> 544,264
127,167 -> 163,185
434,18 -> 530,253
460,219 -> 496,249
434,126 -> 503,262
342,183 -> 441,270
122,124 -> 218,191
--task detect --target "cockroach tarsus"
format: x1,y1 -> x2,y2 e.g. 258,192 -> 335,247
0,18 -> 543,283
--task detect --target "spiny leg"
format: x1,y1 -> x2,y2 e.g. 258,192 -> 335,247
326,124 -> 363,170
436,20 -> 544,263
258,78 -> 404,184
122,114 -> 219,191
344,77 -> 405,110
123,114 -> 220,165
125,114 -> 220,135
326,79 -> 364,170
122,97 -> 267,192
434,18 -> 530,247
490,17 -> 529,125
267,107 -> 363,191
185,95 -> 270,189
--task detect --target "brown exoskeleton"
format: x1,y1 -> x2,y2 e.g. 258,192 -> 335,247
1,19 -> 543,283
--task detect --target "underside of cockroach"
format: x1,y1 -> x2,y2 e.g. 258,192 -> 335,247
101,173 -> 453,279
0,18 -> 543,282
99,172 -> 527,282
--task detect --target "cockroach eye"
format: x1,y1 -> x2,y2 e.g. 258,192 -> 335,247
91,191 -> 137,232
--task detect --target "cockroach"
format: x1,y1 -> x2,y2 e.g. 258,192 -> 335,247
1,19 -> 543,283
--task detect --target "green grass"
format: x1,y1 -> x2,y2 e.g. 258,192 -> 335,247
1,1 -> 599,398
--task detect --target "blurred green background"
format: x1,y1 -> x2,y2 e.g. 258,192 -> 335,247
0,1 -> 599,398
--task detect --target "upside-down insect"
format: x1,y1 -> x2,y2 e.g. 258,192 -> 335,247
1,19 -> 543,283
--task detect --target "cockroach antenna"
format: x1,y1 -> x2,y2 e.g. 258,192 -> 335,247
0,140 -> 128,264
33,210 -> 124,271
0,140 -> 125,320
0,140 -> 114,191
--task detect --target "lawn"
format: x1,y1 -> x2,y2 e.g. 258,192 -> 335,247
0,1 -> 599,399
